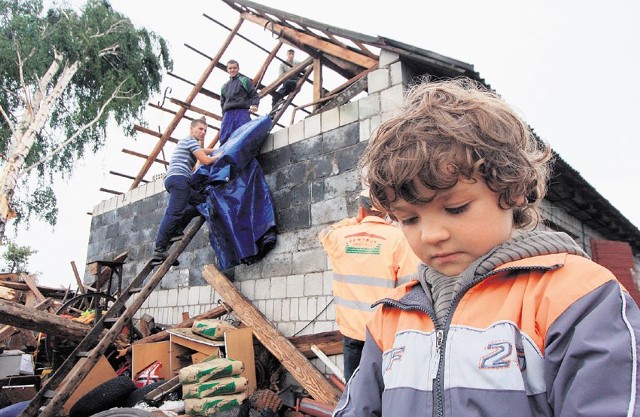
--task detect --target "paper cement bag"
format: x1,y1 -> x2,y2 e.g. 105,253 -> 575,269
192,319 -> 237,340
184,392 -> 248,415
182,375 -> 248,398
179,358 -> 244,384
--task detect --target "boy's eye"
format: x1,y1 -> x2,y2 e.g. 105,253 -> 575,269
399,217 -> 418,226
445,203 -> 470,215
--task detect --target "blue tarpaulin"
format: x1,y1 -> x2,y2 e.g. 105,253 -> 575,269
191,115 -> 277,270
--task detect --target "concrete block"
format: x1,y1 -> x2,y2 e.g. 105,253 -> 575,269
271,276 -> 287,298
307,297 -> 318,319
281,299 -> 290,322
368,68 -> 390,94
289,121 -> 305,144
289,298 -> 298,321
260,133 -> 274,154
239,280 -> 255,300
381,84 -> 404,113
265,299 -> 274,321
255,278 -> 271,300
198,286 -> 213,305
358,93 -> 380,119
273,299 -> 282,322
359,118 -> 371,143
323,271 -> 333,294
273,127 -> 289,149
321,107 -> 340,132
167,288 -> 178,306
311,196 -> 348,225
287,275 -> 304,297
390,61 -> 405,86
292,248 -> 327,274
298,296 -> 307,320
339,101 -> 359,126
304,113 -> 322,138
177,287 -> 189,306
304,272 -> 324,296
188,286 -> 200,305
379,49 -> 400,67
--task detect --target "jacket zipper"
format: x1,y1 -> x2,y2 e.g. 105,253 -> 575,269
431,265 -> 557,417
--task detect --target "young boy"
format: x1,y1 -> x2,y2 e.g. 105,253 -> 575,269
332,79 -> 640,417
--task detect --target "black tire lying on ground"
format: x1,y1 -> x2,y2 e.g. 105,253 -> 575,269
124,380 -> 166,408
69,375 -> 137,417
89,408 -> 156,417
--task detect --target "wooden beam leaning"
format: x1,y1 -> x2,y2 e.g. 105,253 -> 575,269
129,17 -> 245,190
202,264 -> 342,406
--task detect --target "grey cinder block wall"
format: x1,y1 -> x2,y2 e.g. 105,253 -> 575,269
84,51 -> 614,374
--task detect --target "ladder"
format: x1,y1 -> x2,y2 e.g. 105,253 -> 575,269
19,216 -> 205,417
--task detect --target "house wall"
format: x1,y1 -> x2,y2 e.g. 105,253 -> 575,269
84,50 -> 637,374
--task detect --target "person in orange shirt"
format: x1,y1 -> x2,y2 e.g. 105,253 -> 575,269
319,189 -> 420,381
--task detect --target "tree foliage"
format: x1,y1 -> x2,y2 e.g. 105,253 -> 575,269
0,0 -> 172,232
1,241 -> 37,273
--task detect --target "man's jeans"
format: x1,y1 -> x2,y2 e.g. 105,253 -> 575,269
343,336 -> 365,382
154,175 -> 202,250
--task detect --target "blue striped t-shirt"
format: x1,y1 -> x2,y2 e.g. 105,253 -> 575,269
166,136 -> 201,178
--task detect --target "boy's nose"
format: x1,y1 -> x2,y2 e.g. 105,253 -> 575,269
420,221 -> 449,245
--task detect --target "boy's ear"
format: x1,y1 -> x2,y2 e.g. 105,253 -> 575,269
356,206 -> 366,222
515,195 -> 527,207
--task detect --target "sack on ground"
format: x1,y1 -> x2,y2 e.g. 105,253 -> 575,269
183,375 -> 248,398
192,319 -> 237,340
184,392 -> 248,415
179,358 -> 244,384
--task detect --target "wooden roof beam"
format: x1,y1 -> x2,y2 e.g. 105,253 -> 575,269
129,17 -> 245,190
168,98 -> 222,122
109,171 -> 148,183
240,12 -> 377,69
123,148 -> 169,166
134,124 -> 179,144
259,56 -> 313,97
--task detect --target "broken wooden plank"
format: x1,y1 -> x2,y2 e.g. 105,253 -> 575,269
202,264 -> 341,406
289,330 -> 342,358
0,300 -> 94,342
20,274 -> 45,304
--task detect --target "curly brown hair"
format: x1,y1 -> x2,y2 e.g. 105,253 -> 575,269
360,78 -> 553,229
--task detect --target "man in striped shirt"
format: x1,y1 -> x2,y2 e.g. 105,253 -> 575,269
151,117 -> 221,266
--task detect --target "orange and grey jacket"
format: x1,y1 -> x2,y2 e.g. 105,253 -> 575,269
319,215 -> 420,341
333,231 -> 640,417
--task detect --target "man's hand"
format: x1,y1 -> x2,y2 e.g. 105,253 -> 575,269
250,105 -> 258,113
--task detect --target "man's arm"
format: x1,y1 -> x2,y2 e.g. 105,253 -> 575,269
193,148 -> 222,166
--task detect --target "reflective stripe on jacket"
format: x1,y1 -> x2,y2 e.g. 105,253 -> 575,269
319,216 -> 420,341
333,253 -> 640,417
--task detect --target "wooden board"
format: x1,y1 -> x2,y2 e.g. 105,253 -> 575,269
132,340 -> 171,381
61,354 -> 116,414
202,264 -> 341,406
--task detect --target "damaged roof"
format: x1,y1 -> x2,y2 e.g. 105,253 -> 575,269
116,0 -> 640,252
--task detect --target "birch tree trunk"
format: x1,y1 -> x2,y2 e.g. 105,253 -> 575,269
0,57 -> 80,241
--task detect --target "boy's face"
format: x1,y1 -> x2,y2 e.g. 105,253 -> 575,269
190,123 -> 207,142
389,175 -> 515,276
227,63 -> 239,77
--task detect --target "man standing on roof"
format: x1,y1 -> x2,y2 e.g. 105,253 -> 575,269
219,59 -> 260,145
318,188 -> 421,381
271,49 -> 300,108
151,117 -> 222,266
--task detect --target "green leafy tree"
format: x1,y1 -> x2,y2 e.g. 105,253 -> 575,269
1,241 -> 37,273
0,0 -> 172,239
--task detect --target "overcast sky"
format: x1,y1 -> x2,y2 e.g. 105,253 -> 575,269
7,0 -> 639,288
